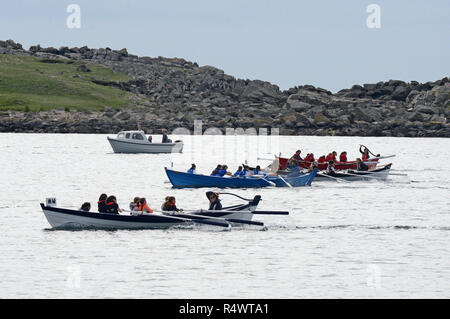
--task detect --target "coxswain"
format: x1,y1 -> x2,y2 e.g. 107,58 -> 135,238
206,191 -> 222,210
187,164 -> 196,174
105,196 -> 123,214
98,193 -> 107,213
339,151 -> 348,162
137,197 -> 154,214
356,158 -> 369,171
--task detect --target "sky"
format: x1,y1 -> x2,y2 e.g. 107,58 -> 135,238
0,0 -> 449,92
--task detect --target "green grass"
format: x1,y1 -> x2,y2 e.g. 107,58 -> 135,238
0,54 -> 133,112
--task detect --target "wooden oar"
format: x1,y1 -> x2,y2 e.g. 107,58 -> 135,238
252,210 -> 289,215
317,172 -> 350,183
278,175 -> 293,188
342,171 -> 386,180
164,212 -> 263,227
124,210 -> 230,228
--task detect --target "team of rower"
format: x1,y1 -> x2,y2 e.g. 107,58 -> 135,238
186,163 -> 266,178
79,192 -> 224,215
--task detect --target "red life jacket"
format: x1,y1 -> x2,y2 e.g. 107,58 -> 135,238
318,156 -> 326,163
339,154 -> 347,162
325,154 -> 333,162
362,154 -> 369,161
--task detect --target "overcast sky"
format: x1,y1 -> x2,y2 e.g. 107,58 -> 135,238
1,0 -> 449,92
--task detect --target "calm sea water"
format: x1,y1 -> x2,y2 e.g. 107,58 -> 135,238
0,133 -> 449,298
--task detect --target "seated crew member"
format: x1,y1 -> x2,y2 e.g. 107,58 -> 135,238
290,150 -> 303,162
359,146 -> 370,161
130,197 -> 140,211
105,196 -> 123,214
240,166 -> 250,177
339,151 -> 348,162
211,164 -> 222,176
162,196 -> 182,212
327,160 -> 336,174
356,158 -> 369,171
98,193 -> 107,213
79,202 -> 91,212
325,153 -> 333,162
252,165 -> 264,175
137,197 -> 154,214
331,151 -> 337,162
233,166 -> 243,177
187,164 -> 196,174
217,165 -> 232,177
206,191 -> 222,210
317,155 -> 326,164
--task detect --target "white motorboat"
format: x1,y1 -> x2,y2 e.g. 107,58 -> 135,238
107,130 -> 183,153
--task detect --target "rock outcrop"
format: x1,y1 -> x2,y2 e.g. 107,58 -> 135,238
0,39 -> 449,136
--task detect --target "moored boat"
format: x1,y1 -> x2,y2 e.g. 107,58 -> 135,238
165,167 -> 317,188
107,130 -> 183,153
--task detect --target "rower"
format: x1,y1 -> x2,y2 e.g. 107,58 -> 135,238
206,191 -> 222,210
233,166 -> 243,177
339,151 -> 348,162
318,155 -> 326,164
217,165 -> 232,177
79,202 -> 91,212
137,197 -> 154,214
98,193 -> 107,213
211,164 -> 222,176
129,197 -> 140,211
105,196 -> 123,214
327,160 -> 336,174
187,163 -> 196,174
252,165 -> 264,176
356,158 -> 369,171
162,196 -> 182,212
359,146 -> 370,161
290,150 -> 302,162
239,166 -> 249,177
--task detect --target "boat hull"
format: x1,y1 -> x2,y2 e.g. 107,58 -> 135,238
107,137 -> 183,153
41,196 -> 261,229
316,164 -> 392,181
165,168 -> 317,188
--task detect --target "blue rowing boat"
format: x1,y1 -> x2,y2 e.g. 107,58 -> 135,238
165,167 -> 317,188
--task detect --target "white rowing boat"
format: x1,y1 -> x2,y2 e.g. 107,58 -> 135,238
40,195 -> 270,230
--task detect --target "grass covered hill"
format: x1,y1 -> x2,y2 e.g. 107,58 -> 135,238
0,54 -> 133,112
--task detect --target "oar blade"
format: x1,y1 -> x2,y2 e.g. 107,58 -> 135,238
225,219 -> 264,226
252,210 -> 289,215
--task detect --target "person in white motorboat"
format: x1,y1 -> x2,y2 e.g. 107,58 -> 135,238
148,135 -> 152,143
161,129 -> 172,143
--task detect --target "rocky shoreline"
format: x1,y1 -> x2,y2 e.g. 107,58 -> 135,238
1,39 -> 449,137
